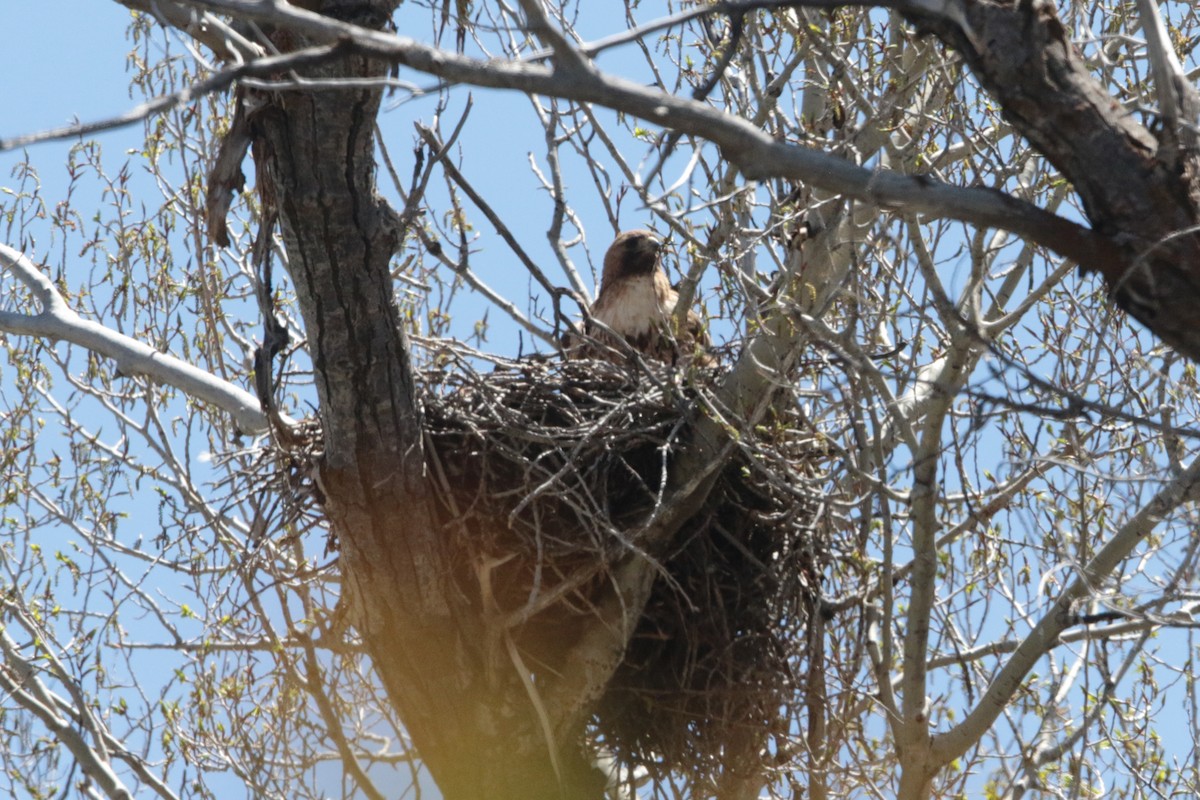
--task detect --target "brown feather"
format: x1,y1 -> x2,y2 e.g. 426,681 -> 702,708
567,230 -> 713,367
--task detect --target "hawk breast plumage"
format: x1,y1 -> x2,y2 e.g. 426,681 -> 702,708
569,229 -> 712,367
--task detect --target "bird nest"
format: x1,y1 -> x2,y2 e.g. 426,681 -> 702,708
418,346 -> 832,791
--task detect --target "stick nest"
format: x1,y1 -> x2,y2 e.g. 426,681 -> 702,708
420,347 -> 831,790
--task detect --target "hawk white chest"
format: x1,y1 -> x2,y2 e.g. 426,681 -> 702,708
592,271 -> 674,347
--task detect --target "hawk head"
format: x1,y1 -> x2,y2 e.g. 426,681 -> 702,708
601,229 -> 664,288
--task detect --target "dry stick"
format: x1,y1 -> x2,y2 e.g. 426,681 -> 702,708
376,123 -> 555,344
299,640 -> 388,800
415,124 -> 574,343
526,96 -> 591,304
415,124 -> 561,302
398,95 -> 474,234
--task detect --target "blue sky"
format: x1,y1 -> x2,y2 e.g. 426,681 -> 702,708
2,4 -> 135,175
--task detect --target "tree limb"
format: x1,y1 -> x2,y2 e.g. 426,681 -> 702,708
0,244 -> 270,434
114,0 -> 265,62
931,453 -> 1200,765
0,44 -> 351,152
161,0 -> 1117,274
1134,0 -> 1200,163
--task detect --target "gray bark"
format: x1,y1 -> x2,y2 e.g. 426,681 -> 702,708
249,4 -> 607,797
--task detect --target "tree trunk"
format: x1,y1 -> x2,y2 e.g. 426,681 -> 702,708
249,4 -> 607,797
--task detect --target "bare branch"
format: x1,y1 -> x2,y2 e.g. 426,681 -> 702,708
515,0 -> 588,72
0,244 -> 270,433
0,43 -> 350,151
115,0 -> 265,61
932,455 -> 1200,765
0,607 -> 178,800
1134,0 -> 1200,160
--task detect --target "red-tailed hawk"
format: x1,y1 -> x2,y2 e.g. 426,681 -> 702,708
568,229 -> 713,367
